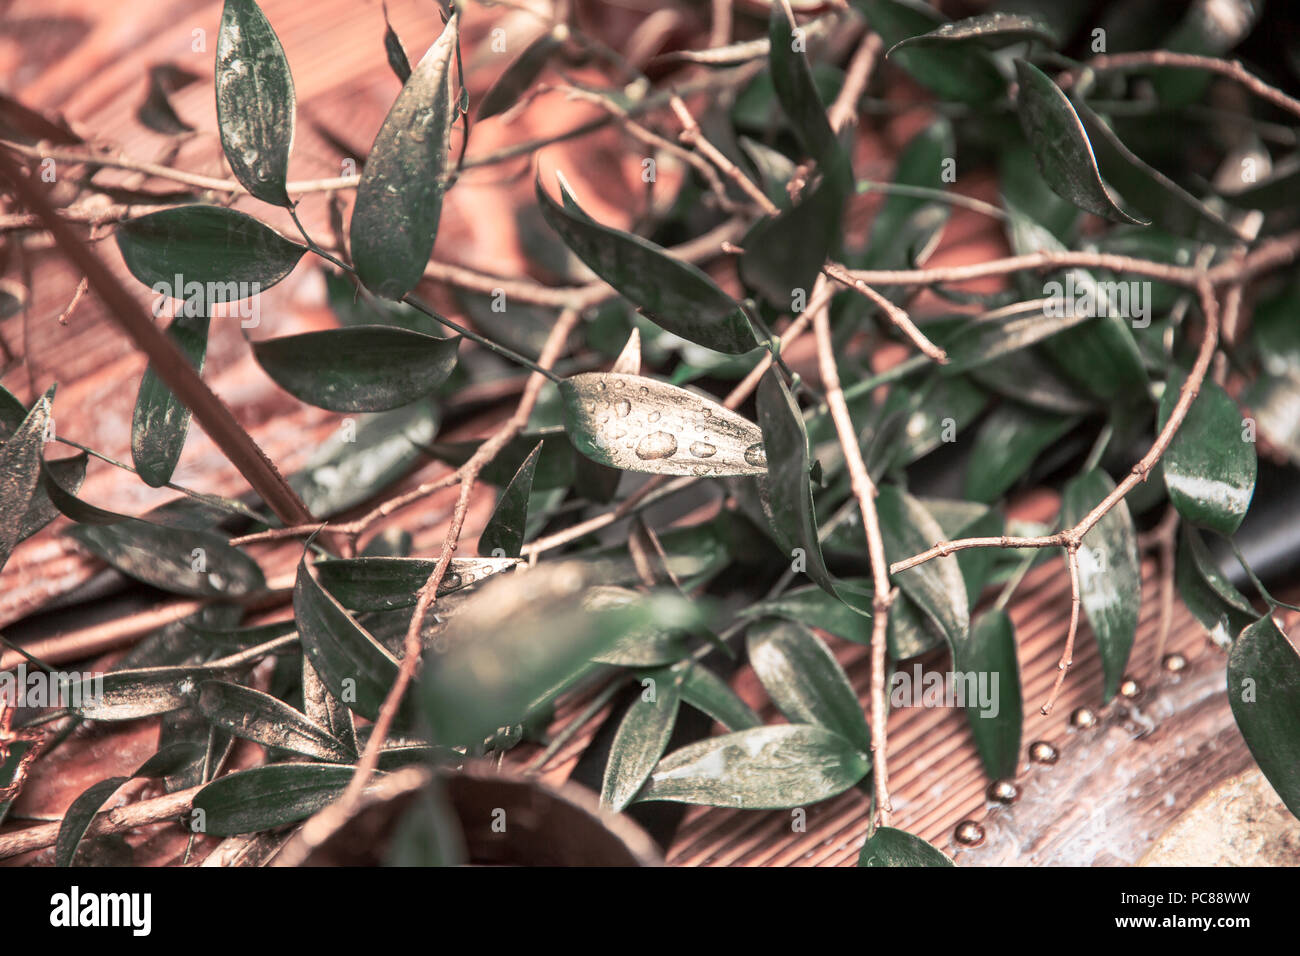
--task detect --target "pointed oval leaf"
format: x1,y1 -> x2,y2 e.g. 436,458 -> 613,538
746,619 -> 871,754
601,670 -> 683,811
737,579 -> 874,644
293,555 -> 407,722
1012,60 -> 1146,225
858,826 -> 954,866
965,402 -> 1079,504
1160,373 -> 1256,536
382,3 -> 412,83
679,664 -> 761,731
67,519 -> 264,597
767,7 -> 836,161
478,30 -> 562,120
953,608 -> 1022,780
132,312 -> 209,487
198,680 -> 354,762
216,0 -> 295,206
537,177 -> 756,354
351,13 -> 460,299
1228,615 -> 1300,819
560,372 -> 766,477
0,387 -> 53,571
637,724 -> 869,809
18,451 -> 87,544
1175,525 -> 1256,647
1061,469 -> 1140,701
877,485 -> 970,648
479,441 -> 541,557
855,0 -> 1005,103
251,325 -> 459,412
55,777 -> 129,867
311,555 -> 522,612
191,763 -> 356,836
115,206 -> 305,304
73,664 -> 235,721
888,12 -> 1059,54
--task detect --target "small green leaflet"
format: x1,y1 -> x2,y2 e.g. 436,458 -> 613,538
115,206 -> 305,307
1228,615 -> 1300,820
965,401 -> 1080,504
131,313 -> 209,487
252,325 -> 460,412
560,372 -> 767,478
767,6 -> 836,162
351,13 -> 460,300
216,0 -> 296,206
858,826 -> 954,866
0,386 -> 53,573
679,664 -> 761,731
1012,60 -> 1146,225
478,442 -> 541,558
887,12 -> 1059,55
746,619 -> 871,754
601,669 -> 683,812
198,680 -> 355,762
737,579 -> 874,644
1061,469 -> 1140,702
478,29 -> 563,120
191,763 -> 357,836
954,608 -> 1022,780
637,724 -> 869,809
381,1 -> 411,83
1175,525 -> 1255,647
876,485 -> 969,649
537,175 -> 757,354
67,519 -> 265,597
1159,372 -> 1256,536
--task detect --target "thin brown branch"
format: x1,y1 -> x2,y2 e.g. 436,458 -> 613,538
670,95 -> 781,216
1041,544 -> 1082,715
827,31 -> 883,133
823,262 -> 947,363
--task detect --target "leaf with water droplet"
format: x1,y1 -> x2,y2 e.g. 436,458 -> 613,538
858,826 -> 954,866
746,619 -> 871,754
216,0 -> 296,206
251,325 -> 459,412
1012,60 -> 1146,225
1228,614 -> 1300,819
1159,372 -> 1256,536
131,312 -> 209,487
560,372 -> 766,477
72,663 -> 238,721
601,667 -> 682,811
351,13 -> 460,299
1061,468 -> 1140,702
637,724 -> 869,809
115,206 -> 305,306
537,176 -> 757,354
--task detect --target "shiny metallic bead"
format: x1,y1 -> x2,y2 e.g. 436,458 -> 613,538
1028,740 -> 1059,764
1119,677 -> 1142,699
954,820 -> 986,847
1070,706 -> 1097,729
1162,653 -> 1187,673
986,780 -> 1019,804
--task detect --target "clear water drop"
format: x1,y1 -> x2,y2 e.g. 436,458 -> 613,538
615,399 -> 631,417
689,441 -> 717,458
744,442 -> 767,467
635,431 -> 678,461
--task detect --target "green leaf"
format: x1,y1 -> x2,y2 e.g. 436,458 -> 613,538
252,325 -> 459,412
351,12 -> 460,299
858,826 -> 954,866
478,30 -> 562,120
1012,60 -> 1146,225
887,12 -> 1058,54
216,0 -> 295,206
679,664 -> 761,731
877,485 -> 969,649
857,120 -> 954,273
601,669 -> 683,811
942,299 -> 1102,374
131,312 -> 209,487
637,724 -> 869,809
479,442 -> 541,558
311,555 -> 522,612
17,451 -> 87,543
191,763 -> 356,836
1160,373 -> 1256,536
67,519 -> 264,597
381,2 -> 411,83
767,6 -> 836,162
72,664 -> 235,720
115,206 -> 305,305
1228,615 -> 1300,820
855,0 -> 1005,104
560,372 -> 766,477
1175,525 -> 1256,647
293,555 -> 407,722
965,402 -> 1079,504
756,369 -> 870,616
198,680 -> 355,762
1061,469 -> 1140,701
0,386 -> 53,572
537,176 -> 756,354
288,401 -> 438,518
424,426 -> 574,491
954,609 -> 1022,780
55,777 -> 129,867
737,579 -> 874,644
421,562 -> 703,746
746,619 -> 871,754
